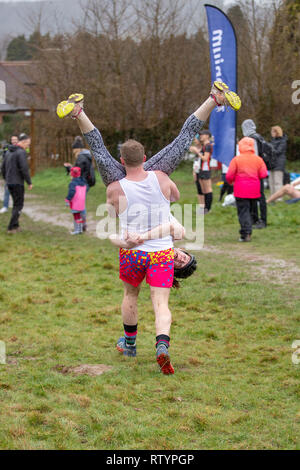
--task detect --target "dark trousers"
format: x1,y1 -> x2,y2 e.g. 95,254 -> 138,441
250,180 -> 267,225
236,197 -> 256,237
219,181 -> 234,201
7,184 -> 24,230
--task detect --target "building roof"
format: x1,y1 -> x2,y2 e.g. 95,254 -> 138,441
0,61 -> 48,110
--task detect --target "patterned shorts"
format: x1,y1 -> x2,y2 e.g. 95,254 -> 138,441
119,248 -> 174,288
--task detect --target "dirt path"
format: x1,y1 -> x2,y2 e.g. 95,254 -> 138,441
0,188 -> 98,234
1,188 -> 299,285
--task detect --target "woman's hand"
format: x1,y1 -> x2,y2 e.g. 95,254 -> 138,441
124,231 -> 143,248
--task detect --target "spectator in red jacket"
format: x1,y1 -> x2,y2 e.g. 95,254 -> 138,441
226,137 -> 268,242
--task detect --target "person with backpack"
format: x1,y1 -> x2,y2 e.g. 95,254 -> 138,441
241,119 -> 275,229
65,166 -> 87,235
1,133 -> 33,234
64,138 -> 96,231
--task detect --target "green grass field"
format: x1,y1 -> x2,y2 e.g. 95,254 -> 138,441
0,165 -> 299,450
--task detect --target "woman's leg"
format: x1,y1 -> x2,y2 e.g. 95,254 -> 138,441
267,184 -> 300,203
195,176 -> 205,207
72,110 -> 125,186
144,97 -> 217,175
200,179 -> 213,212
69,86 -> 229,185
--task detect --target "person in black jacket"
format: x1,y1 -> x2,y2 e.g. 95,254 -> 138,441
269,126 -> 287,198
0,135 -> 19,214
1,133 -> 33,234
241,119 -> 274,229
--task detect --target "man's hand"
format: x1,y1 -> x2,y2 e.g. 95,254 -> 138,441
28,185 -> 33,191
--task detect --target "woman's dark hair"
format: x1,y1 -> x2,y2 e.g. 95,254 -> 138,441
173,251 -> 197,288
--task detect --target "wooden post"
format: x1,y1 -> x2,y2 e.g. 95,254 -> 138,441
30,108 -> 36,177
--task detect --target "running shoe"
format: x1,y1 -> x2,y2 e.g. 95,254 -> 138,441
211,81 -> 241,111
56,93 -> 84,118
56,100 -> 75,119
68,93 -> 84,103
156,344 -> 174,375
238,234 -> 251,242
116,336 -> 137,357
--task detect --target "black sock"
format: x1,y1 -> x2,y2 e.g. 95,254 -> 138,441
124,323 -> 137,346
205,192 -> 213,212
156,335 -> 170,349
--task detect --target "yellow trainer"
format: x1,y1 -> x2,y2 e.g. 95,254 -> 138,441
213,81 -> 229,92
211,81 -> 242,111
68,93 -> 84,103
225,91 -> 241,111
56,100 -> 75,119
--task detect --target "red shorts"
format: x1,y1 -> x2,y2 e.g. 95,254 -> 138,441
119,248 -> 174,288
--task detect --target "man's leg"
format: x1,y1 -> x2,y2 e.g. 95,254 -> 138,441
258,181 -> 267,227
116,282 -> 140,357
150,286 -> 174,375
3,184 -> 10,209
7,185 -> 24,232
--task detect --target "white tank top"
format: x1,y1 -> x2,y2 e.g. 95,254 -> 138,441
118,171 -> 173,252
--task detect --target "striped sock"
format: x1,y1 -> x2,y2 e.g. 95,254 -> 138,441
156,335 -> 170,350
124,323 -> 137,346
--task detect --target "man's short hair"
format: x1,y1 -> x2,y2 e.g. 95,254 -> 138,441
19,133 -> 30,141
120,140 -> 145,167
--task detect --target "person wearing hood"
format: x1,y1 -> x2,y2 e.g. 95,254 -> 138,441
269,126 -> 287,198
65,166 -> 87,235
226,137 -> 268,242
241,119 -> 273,229
1,133 -> 33,234
64,139 -> 95,232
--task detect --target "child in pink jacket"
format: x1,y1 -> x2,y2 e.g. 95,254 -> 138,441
65,166 -> 87,235
226,137 -> 268,242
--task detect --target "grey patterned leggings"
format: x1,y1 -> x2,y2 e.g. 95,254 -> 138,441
83,114 -> 204,186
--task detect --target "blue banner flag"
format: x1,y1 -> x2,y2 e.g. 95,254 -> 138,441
205,4 -> 238,167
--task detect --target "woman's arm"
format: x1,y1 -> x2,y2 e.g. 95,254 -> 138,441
109,220 -> 185,249
190,145 -> 201,156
